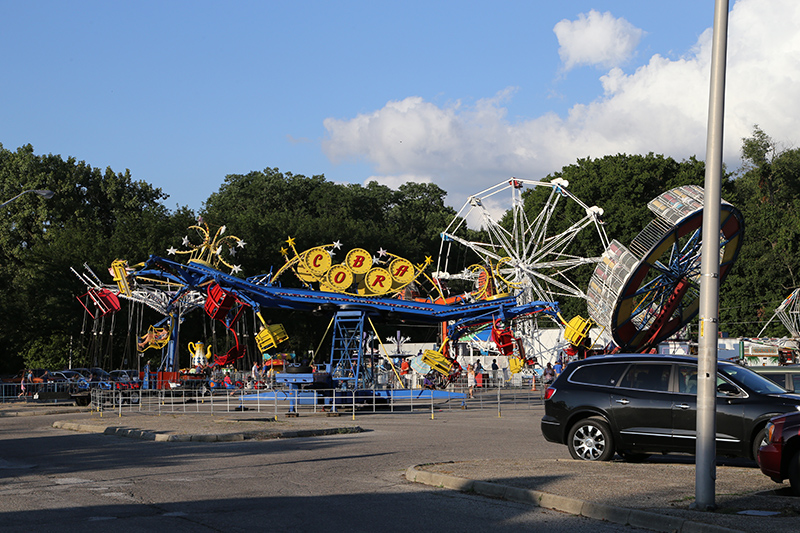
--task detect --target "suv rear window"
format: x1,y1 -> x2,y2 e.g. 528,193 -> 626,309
569,362 -> 626,387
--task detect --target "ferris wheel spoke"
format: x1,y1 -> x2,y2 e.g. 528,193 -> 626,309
439,177 -> 608,341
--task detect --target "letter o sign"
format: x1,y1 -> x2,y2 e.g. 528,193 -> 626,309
326,264 -> 353,291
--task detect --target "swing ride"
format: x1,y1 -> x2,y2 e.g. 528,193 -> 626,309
71,218 -> 557,398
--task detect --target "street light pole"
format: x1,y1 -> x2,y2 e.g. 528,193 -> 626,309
0,189 -> 55,209
694,0 -> 730,511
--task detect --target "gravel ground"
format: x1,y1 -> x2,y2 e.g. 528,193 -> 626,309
420,457 -> 800,533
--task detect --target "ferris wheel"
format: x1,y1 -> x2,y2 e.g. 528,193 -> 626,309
774,289 -> 800,340
435,178 -> 609,312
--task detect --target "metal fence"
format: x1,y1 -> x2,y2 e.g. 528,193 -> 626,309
2,373 -> 549,416
1,381 -> 75,403
88,377 -> 546,416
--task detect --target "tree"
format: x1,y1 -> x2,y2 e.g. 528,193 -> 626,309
0,144 -> 193,372
722,127 -> 800,337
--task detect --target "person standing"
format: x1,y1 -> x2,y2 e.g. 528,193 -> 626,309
142,361 -> 150,390
491,359 -> 499,385
400,358 -> 411,388
554,357 -> 563,377
467,364 -> 475,399
18,370 -> 27,398
542,362 -> 556,384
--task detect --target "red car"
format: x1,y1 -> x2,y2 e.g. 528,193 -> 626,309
759,411 -> 800,495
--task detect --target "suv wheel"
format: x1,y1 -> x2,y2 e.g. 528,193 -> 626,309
752,427 -> 768,464
568,417 -> 615,461
789,450 -> 800,496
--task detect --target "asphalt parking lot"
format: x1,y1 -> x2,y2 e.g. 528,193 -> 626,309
3,401 -> 800,532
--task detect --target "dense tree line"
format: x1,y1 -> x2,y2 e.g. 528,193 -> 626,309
1,126 -> 797,373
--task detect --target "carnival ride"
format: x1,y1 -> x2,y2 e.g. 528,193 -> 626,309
72,181 -> 746,402
435,178 -> 609,361
776,291 -> 800,344
751,288 -> 800,360
586,185 -> 744,353
434,181 -> 745,360
74,219 -> 557,400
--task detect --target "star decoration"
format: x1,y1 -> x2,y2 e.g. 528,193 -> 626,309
377,247 -> 388,257
328,250 -> 337,258
229,247 -> 237,257
182,235 -> 190,246
231,265 -> 242,274
215,246 -> 222,256
424,256 -> 433,266
167,246 -> 177,255
286,236 -> 296,247
237,239 -> 246,248
280,247 -> 289,256
219,225 -> 226,235
332,240 -> 342,250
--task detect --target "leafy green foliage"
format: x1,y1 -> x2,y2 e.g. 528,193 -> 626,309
3,126 -> 799,374
0,144 -> 191,373
722,127 -> 800,336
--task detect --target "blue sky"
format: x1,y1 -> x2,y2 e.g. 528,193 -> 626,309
2,0 -> 797,216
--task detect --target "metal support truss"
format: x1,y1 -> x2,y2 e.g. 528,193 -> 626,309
329,311 -> 366,389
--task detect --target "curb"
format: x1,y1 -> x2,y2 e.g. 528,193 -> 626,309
1,407 -> 86,417
405,465 -> 742,533
52,420 -> 363,442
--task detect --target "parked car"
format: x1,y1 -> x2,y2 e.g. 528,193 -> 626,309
57,370 -> 85,382
70,368 -> 92,380
89,367 -> 113,381
110,369 -> 140,383
751,365 -> 800,392
47,372 -> 75,383
541,354 -> 800,462
758,411 -> 800,495
109,370 -> 141,395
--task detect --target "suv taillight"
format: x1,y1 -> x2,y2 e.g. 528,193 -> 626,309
544,387 -> 556,400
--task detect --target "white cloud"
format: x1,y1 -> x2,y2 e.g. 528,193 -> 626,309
554,10 -> 644,71
322,0 -> 800,215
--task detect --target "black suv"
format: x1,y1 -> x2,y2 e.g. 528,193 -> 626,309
541,354 -> 800,462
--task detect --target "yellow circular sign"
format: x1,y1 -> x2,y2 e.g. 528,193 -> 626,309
326,264 -> 354,291
303,247 -> 332,275
364,267 -> 392,295
389,257 -> 415,284
345,248 -> 372,274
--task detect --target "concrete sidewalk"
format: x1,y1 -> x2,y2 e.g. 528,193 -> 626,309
14,404 -> 800,533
